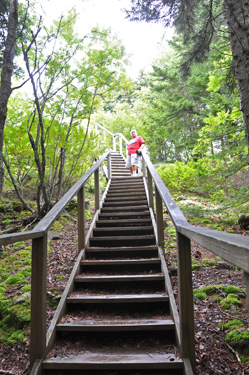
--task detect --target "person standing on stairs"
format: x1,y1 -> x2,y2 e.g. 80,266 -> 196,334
126,129 -> 145,176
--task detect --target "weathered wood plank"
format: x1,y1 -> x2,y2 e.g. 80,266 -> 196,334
177,224 -> 249,273
94,168 -> 100,211
0,229 -> 44,246
81,258 -> 160,265
67,294 -> 169,304
155,186 -> 164,249
46,249 -> 85,354
74,274 -> 164,282
177,233 -> 196,373
56,319 -> 175,331
34,151 -> 111,233
30,235 -> 47,368
158,246 -> 181,349
42,353 -> 183,370
77,185 -> 85,253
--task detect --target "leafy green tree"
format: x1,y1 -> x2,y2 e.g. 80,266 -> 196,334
125,0 -> 249,158
4,14 -> 129,215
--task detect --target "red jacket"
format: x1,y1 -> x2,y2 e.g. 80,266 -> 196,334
127,136 -> 145,155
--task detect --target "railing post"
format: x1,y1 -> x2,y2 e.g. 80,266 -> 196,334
107,153 -> 112,180
95,168 -> 100,211
177,232 -> 196,374
113,135 -> 116,151
155,186 -> 164,248
119,134 -> 122,155
245,272 -> 249,317
142,155 -> 146,177
30,234 -> 47,368
77,185 -> 85,253
147,167 -> 154,213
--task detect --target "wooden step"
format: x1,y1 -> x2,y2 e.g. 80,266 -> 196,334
99,211 -> 150,218
42,352 -> 183,370
74,274 -> 164,283
81,258 -> 160,266
101,205 -> 149,212
96,218 -> 152,226
92,226 -> 154,236
107,189 -> 146,195
85,246 -> 159,258
56,318 -> 175,332
67,293 -> 169,304
89,235 -> 156,247
105,195 -> 147,202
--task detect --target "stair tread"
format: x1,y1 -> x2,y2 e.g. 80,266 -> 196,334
56,318 -> 175,331
67,294 -> 169,303
81,258 -> 160,265
93,226 -> 153,231
43,352 -> 183,369
74,274 -> 164,282
86,245 -> 158,251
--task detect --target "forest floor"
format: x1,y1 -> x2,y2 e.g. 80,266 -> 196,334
0,195 -> 248,374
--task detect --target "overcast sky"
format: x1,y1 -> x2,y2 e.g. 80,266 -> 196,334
39,0 -> 173,78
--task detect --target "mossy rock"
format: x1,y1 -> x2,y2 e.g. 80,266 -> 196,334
51,222 -> 64,231
202,258 -> 216,267
193,289 -> 206,300
224,286 -> 243,295
0,298 -> 30,329
192,264 -> 201,270
0,205 -> 7,213
225,329 -> 249,355
200,285 -> 217,295
218,319 -> 243,331
221,293 -> 242,309
165,227 -> 176,237
202,219 -> 212,225
191,259 -> 197,264
11,201 -> 23,213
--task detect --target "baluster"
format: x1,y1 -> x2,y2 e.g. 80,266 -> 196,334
177,232 -> 196,373
147,168 -> 154,213
77,185 -> 85,253
107,153 -> 112,180
245,272 -> 249,318
95,168 -> 100,211
142,155 -> 146,177
119,134 -> 122,155
155,186 -> 164,248
113,135 -> 116,151
30,234 -> 47,368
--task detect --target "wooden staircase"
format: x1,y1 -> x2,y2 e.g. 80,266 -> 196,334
41,153 -> 184,374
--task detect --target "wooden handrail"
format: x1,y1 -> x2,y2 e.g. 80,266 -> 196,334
142,151 -> 249,270
0,149 -> 110,244
142,149 -> 249,375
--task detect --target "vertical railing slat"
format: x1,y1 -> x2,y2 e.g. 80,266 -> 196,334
119,134 -> 122,155
107,153 -> 112,180
147,167 -> 154,213
155,186 -> 164,248
95,168 -> 100,211
77,185 -> 85,253
30,234 -> 47,368
142,155 -> 146,177
245,272 -> 249,317
177,232 -> 196,374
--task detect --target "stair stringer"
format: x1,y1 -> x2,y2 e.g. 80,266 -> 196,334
145,178 -> 195,375
29,179 -> 112,375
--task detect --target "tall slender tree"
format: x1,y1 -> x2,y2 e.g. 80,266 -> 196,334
0,0 -> 18,198
125,0 -> 249,159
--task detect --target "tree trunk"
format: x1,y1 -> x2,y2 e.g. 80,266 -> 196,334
0,0 -> 18,198
224,0 -> 249,160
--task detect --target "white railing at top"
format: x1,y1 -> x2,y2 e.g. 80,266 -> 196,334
94,123 -> 129,156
